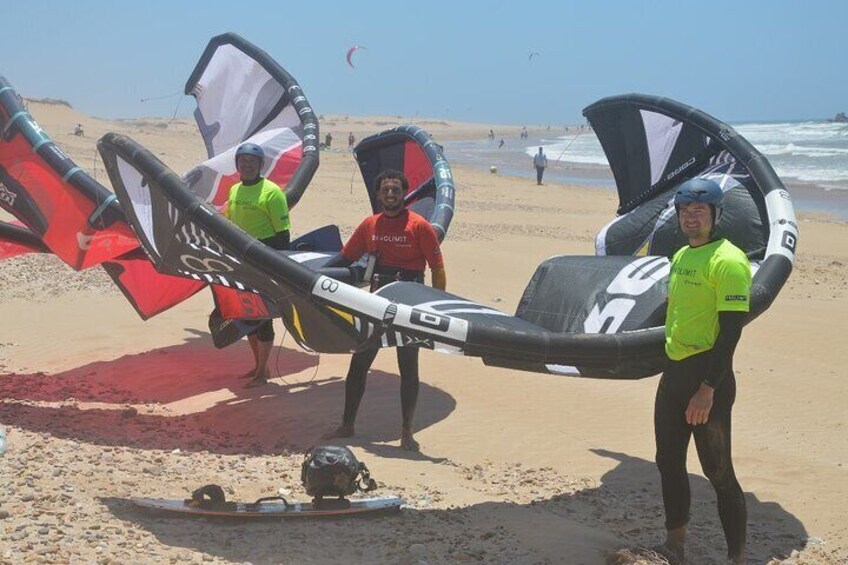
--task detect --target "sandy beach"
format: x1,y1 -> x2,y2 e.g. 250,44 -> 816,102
0,101 -> 846,564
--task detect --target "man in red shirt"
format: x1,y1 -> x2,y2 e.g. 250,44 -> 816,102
324,170 -> 446,451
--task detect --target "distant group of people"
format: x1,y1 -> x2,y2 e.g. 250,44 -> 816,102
488,127 -> 527,144
320,132 -> 357,150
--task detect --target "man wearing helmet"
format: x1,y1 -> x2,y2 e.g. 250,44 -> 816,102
653,178 -> 751,564
226,142 -> 291,388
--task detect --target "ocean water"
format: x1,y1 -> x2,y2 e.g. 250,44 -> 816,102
441,120 -> 848,219
733,121 -> 848,188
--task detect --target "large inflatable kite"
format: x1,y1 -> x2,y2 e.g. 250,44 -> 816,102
182,33 -> 318,211
286,124 -> 456,258
99,94 -> 796,379
0,33 -> 319,320
0,75 -> 205,319
97,123 -> 457,350
353,125 -> 455,241
346,45 -> 366,69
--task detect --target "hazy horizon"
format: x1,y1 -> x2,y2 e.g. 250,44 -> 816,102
20,94 -> 840,128
2,1 -> 845,125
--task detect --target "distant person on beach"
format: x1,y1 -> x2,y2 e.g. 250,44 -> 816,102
74,123 -> 84,137
324,132 -> 332,149
348,132 -> 356,150
653,178 -> 750,564
521,126 -> 528,139
498,138 -> 505,148
488,129 -> 495,141
225,143 -> 291,389
323,169 -> 447,452
533,147 -> 548,185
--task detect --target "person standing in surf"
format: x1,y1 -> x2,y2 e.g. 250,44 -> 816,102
653,178 -> 750,564
533,146 -> 548,185
225,143 -> 291,388
323,169 -> 447,452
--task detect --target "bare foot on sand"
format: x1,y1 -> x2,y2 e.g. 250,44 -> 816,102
401,432 -> 420,452
648,544 -> 684,565
243,375 -> 269,389
322,425 -> 355,440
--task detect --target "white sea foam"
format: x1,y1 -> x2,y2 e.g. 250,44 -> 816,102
756,143 -> 848,157
444,120 -> 848,197
529,121 -> 848,188
527,132 -> 609,166
736,122 -> 848,185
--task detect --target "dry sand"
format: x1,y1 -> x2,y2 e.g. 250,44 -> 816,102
0,101 -> 846,564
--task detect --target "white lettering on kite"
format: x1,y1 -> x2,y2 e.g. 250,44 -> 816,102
0,182 -> 16,206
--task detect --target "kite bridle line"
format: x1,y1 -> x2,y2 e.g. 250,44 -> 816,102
138,90 -> 187,123
139,90 -> 183,103
349,158 -> 358,195
552,122 -> 589,167
273,323 -> 321,387
91,146 -> 98,180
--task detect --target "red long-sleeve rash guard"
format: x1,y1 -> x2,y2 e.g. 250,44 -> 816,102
342,209 -> 443,271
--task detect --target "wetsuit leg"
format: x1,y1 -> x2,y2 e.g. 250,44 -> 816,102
536,166 -> 544,184
692,373 -> 746,559
341,347 -> 380,427
397,346 -> 420,432
654,359 -> 700,530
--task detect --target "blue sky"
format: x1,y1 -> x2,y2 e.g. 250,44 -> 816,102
1,1 -> 845,124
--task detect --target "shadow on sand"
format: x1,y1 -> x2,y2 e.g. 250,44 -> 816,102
0,329 -> 456,456
99,449 -> 810,565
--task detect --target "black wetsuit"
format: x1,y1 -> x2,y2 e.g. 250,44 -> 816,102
340,267 -> 424,432
655,312 -> 747,558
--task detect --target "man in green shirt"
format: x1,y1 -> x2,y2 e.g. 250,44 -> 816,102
225,143 -> 291,388
654,178 -> 751,564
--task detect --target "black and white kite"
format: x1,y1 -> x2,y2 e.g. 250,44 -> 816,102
100,94 -> 795,379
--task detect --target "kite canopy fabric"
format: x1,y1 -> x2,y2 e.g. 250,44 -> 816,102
0,76 -> 203,320
0,76 -> 137,270
183,33 -> 319,211
0,221 -> 48,260
346,45 -> 365,68
583,94 -> 796,322
101,86 -> 795,380
1,33 -> 325,322
354,125 -> 455,240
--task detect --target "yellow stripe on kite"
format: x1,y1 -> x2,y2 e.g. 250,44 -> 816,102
636,239 -> 650,257
327,306 -> 354,326
291,304 -> 306,342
